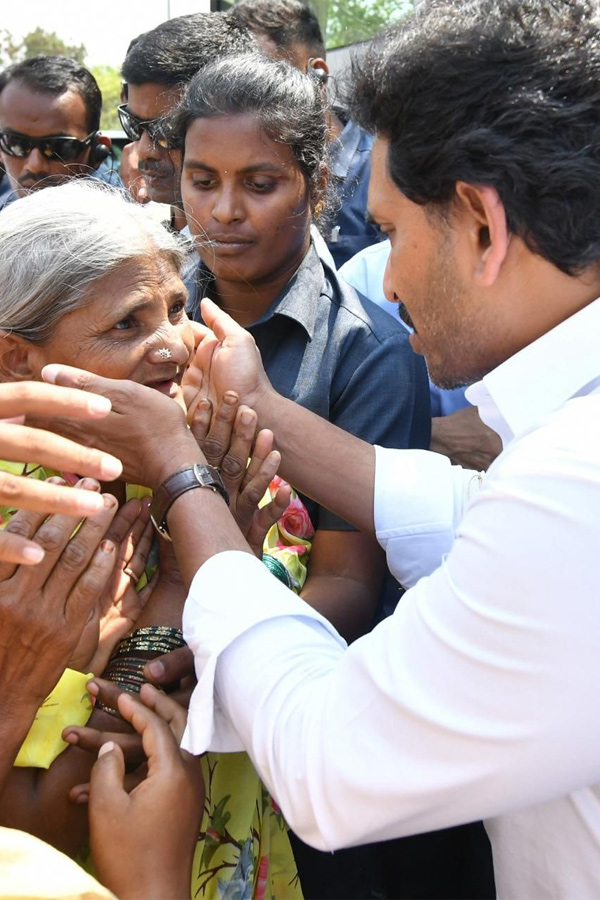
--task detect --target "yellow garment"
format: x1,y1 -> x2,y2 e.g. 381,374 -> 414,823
14,669 -> 93,769
194,753 -> 302,899
0,827 -> 116,900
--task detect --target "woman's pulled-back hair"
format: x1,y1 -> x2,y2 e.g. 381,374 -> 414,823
0,180 -> 186,344
169,53 -> 328,209
350,0 -> 600,276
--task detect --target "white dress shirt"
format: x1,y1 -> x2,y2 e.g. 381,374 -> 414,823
182,297 -> 600,898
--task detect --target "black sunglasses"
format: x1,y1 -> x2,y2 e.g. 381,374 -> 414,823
0,130 -> 96,162
117,105 -> 172,149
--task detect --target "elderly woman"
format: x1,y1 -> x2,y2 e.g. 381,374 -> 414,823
0,180 -> 302,899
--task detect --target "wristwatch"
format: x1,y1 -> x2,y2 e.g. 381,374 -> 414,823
150,463 -> 229,540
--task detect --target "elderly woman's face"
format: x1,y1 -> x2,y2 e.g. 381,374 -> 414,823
35,255 -> 194,407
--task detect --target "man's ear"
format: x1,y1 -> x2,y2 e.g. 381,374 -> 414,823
0,333 -> 41,381
90,134 -> 112,170
307,57 -> 329,87
454,182 -> 510,287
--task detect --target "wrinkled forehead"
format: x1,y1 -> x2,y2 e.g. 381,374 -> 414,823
0,80 -> 89,138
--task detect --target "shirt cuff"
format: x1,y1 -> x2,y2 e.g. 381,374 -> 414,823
374,446 -> 476,588
181,551 -> 345,755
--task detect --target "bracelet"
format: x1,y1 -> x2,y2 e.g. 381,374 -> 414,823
97,626 -> 186,717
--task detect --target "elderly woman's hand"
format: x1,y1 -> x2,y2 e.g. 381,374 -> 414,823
68,498 -> 155,675
88,684 -> 202,900
0,483 -> 119,732
190,391 -> 291,557
0,382 -> 122,565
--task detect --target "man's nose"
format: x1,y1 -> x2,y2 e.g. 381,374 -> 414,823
23,147 -> 52,175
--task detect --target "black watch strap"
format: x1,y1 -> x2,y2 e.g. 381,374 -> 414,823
150,463 -> 229,540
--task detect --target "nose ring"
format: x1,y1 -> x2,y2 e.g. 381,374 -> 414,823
157,347 -> 172,360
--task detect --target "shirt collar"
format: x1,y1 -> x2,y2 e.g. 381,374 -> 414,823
194,242 -> 324,341
249,242 -> 323,340
466,298 -> 600,445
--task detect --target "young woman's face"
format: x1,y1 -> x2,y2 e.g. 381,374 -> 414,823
181,114 -> 312,290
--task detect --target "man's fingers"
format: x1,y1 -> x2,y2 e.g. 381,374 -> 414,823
26,489 -> 117,593
0,381 -> 112,420
0,530 -> 47,568
125,517 -> 154,584
0,422 -> 122,484
63,725 -> 146,767
65,539 -> 117,629
242,428 -> 275,488
116,690 -> 184,770
139,683 -> 188,743
0,488 -> 64,580
199,392 -> 239,467
189,397 -> 212,442
143,646 -> 195,688
236,450 -> 283,526
89,740 -> 127,810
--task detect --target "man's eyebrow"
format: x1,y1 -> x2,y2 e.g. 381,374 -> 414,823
366,210 -> 381,226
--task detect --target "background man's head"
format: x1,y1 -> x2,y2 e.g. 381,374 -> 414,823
120,12 -> 255,206
232,0 -> 327,80
350,0 -> 600,387
0,56 -> 107,198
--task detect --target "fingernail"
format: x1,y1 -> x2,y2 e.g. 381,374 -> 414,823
63,731 -> 78,744
197,398 -> 212,410
224,391 -> 238,405
41,364 -> 60,384
100,540 -> 115,554
99,455 -> 123,480
86,680 -> 99,696
75,792 -> 89,805
22,543 -> 45,563
103,493 -> 117,509
77,477 -> 100,491
146,659 -> 165,679
87,396 -> 112,417
98,741 -> 115,758
241,410 -> 254,424
45,476 -> 67,486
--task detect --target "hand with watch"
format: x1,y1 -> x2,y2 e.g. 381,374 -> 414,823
41,366 -> 289,555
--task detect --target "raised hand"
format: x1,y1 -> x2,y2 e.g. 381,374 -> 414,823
183,298 -> 274,421
89,684 -> 203,900
189,390 -> 291,556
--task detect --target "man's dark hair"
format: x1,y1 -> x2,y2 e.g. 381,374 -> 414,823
122,12 -> 256,88
0,56 -> 102,133
232,0 -> 325,58
170,52 -> 328,208
350,0 -> 600,276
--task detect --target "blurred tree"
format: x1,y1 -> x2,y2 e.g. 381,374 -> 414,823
91,65 -> 122,130
326,0 -> 413,48
0,29 -> 20,66
0,27 -> 86,67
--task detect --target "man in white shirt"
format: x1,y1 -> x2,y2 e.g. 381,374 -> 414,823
45,1 -> 600,896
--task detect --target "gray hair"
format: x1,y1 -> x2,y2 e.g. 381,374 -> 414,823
0,180 -> 186,343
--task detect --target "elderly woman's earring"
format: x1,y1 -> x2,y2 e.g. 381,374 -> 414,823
157,347 -> 172,360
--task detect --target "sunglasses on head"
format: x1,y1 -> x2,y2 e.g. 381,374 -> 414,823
0,130 -> 97,162
117,105 -> 172,149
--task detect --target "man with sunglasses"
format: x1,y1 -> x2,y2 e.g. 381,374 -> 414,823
119,12 -> 255,230
0,56 -> 112,207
